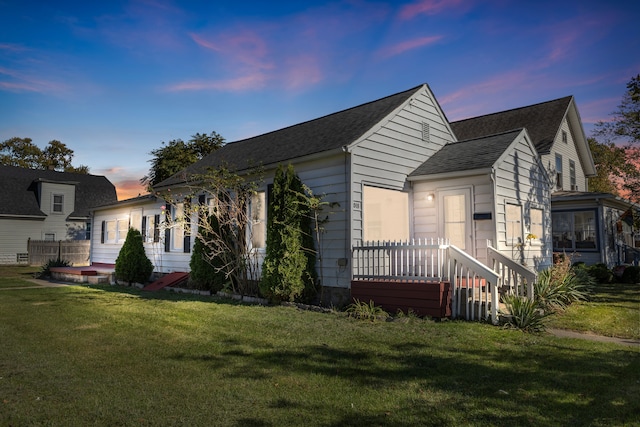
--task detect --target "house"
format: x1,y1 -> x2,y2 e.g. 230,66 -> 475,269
0,165 -> 117,264
93,83 -> 565,306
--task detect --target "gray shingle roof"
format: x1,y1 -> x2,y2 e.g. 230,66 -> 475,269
155,84 -> 424,188
410,129 -> 523,177
450,96 -> 572,154
0,165 -> 118,219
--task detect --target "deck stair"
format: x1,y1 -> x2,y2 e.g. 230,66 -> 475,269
142,272 -> 189,291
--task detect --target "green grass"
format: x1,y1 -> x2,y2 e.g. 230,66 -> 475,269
0,268 -> 638,426
547,282 -> 640,340
0,265 -> 40,288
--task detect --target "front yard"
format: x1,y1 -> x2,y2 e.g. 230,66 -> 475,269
0,266 -> 638,426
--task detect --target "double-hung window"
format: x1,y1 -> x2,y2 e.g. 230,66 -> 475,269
506,203 -> 523,246
555,154 -> 563,189
552,210 -> 597,251
52,194 -> 64,213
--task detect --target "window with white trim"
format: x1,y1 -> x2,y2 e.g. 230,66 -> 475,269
104,219 -> 128,244
562,130 -> 568,144
530,207 -> 543,243
130,209 -> 142,232
44,233 -> 56,241
555,154 -> 563,189
552,210 -> 597,251
250,191 -> 266,249
506,203 -> 523,246
172,203 -> 184,251
52,194 -> 64,213
569,160 -> 576,190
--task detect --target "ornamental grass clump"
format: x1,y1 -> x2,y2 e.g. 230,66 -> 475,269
345,299 -> 389,322
501,294 -> 549,333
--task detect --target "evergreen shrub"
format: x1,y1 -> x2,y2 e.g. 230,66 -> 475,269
115,228 -> 154,285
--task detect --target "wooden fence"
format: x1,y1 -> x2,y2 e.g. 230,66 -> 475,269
28,239 -> 91,266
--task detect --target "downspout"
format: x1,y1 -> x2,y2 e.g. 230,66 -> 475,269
490,166 -> 498,252
343,145 -> 351,280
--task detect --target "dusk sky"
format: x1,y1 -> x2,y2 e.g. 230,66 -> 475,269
1,0 -> 638,200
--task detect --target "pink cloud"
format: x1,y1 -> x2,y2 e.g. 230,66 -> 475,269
190,31 -> 274,71
114,179 -> 148,201
166,73 -> 269,92
399,0 -> 468,20
376,35 -> 443,59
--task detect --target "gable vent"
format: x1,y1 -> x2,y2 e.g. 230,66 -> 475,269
422,122 -> 430,142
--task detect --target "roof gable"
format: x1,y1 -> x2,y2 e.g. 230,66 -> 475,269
155,85 -> 425,188
409,129 -> 524,178
0,165 -> 118,218
450,96 -> 573,154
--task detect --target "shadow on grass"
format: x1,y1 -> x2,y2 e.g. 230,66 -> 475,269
170,331 -> 639,426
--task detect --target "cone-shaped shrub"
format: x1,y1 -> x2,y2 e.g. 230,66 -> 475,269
115,228 -> 154,285
189,215 -> 228,291
261,164 -> 317,302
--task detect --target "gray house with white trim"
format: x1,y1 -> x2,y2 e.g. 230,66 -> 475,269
94,83 -> 593,304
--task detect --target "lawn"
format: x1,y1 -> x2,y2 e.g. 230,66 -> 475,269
0,267 -> 638,426
547,281 -> 640,340
0,265 -> 40,288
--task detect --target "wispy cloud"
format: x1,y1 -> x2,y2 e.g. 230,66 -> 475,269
0,66 -> 67,94
166,73 -> 269,92
398,0 -> 469,20
376,35 -> 443,59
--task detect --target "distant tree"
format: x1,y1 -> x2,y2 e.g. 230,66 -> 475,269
590,75 -> 640,201
142,131 -> 225,188
594,74 -> 640,146
0,137 -> 42,169
0,137 -> 89,173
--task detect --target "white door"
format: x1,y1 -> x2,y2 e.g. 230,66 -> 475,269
439,188 -> 473,255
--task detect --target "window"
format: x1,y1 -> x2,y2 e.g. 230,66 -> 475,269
569,160 -> 576,190
363,186 -> 409,242
52,194 -> 64,213
130,209 -> 142,232
143,215 -> 158,243
44,233 -> 55,241
552,210 -> 597,251
250,191 -> 266,249
555,154 -> 563,189
506,203 -> 523,246
172,203 -> 184,251
562,130 -> 568,144
104,219 -> 128,244
530,207 -> 543,242
85,221 -> 91,240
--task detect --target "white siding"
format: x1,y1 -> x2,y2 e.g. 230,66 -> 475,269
39,182 -> 87,240
91,198 -> 192,274
542,118 -> 587,192
349,86 -> 455,249
494,134 -> 552,269
0,218 -> 43,263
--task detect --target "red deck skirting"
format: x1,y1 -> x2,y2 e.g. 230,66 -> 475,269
351,280 -> 451,318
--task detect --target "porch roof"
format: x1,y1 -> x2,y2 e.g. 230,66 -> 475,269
409,129 -> 522,177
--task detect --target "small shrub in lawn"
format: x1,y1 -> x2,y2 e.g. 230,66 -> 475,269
501,294 -> 549,333
37,258 -> 70,279
534,262 -> 588,312
345,299 -> 389,322
621,265 -> 640,284
587,263 -> 612,284
115,228 -> 154,285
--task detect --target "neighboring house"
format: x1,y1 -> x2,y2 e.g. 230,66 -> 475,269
551,191 -> 640,266
0,165 -> 117,264
89,83 -> 621,305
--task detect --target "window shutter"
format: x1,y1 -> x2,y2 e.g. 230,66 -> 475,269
164,206 -> 171,252
101,221 -> 105,244
184,198 -> 191,253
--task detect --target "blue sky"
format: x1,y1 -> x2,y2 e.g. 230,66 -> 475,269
1,0 -> 638,199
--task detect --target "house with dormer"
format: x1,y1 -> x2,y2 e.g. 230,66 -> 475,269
90,83 -> 632,311
0,165 -> 117,264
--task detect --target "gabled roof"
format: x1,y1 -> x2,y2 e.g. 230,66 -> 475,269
409,129 -> 524,178
0,165 -> 117,219
155,84 -> 424,188
450,96 -> 573,154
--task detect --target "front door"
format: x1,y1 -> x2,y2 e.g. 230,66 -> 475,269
439,187 -> 473,256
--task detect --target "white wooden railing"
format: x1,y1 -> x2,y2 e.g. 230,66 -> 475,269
352,239 -> 536,324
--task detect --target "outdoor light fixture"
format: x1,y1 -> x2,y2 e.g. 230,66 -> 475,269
426,193 -> 435,202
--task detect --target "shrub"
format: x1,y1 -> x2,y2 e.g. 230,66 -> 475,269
345,299 -> 389,322
37,258 -> 70,279
587,263 -> 612,284
261,164 -> 317,303
534,263 -> 588,312
621,265 -> 640,284
115,228 -> 154,285
189,215 -> 228,292
501,294 -> 549,333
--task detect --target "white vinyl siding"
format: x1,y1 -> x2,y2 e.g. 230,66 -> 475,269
541,118 -> 587,192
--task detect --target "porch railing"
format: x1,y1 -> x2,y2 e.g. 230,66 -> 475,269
352,239 -> 535,324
